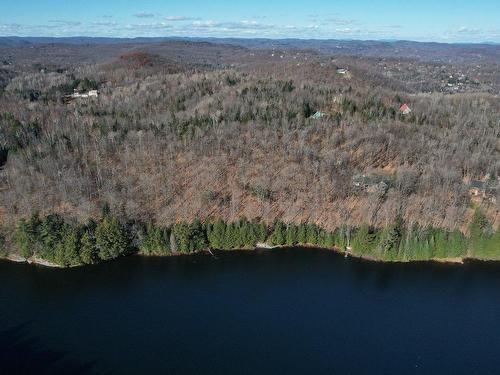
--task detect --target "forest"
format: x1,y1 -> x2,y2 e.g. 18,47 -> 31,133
0,39 -> 498,265
5,208 -> 498,267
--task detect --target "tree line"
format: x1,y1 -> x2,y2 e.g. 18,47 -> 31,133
5,208 -> 498,267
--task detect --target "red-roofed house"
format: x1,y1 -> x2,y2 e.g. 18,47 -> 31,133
399,104 -> 412,115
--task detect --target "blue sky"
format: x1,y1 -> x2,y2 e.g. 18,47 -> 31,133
1,0 -> 499,42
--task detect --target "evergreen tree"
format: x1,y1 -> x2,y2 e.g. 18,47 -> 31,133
469,208 -> 491,257
240,218 -> 258,247
208,219 -> 226,249
317,229 -> 328,247
285,224 -> 298,246
297,223 -> 307,244
172,223 -> 192,253
257,222 -> 267,243
223,222 -> 241,249
54,227 -> 81,266
377,219 -> 402,259
14,213 -> 42,259
269,221 -> 286,246
306,224 -> 318,245
139,224 -> 169,255
80,230 -> 98,265
483,227 -> 500,258
0,233 -> 6,257
39,214 -> 65,261
432,228 -> 448,259
324,231 -> 336,248
448,229 -> 466,257
95,216 -> 129,260
351,223 -> 375,255
190,219 -> 208,251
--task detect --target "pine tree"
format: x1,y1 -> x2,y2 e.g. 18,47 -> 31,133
0,233 -> 6,257
14,214 -> 42,259
285,224 -> 298,246
95,216 -> 129,260
54,227 -> 80,266
297,223 -> 307,244
39,214 -> 64,261
269,221 -> 286,246
377,220 -> 402,259
448,229 -> 466,257
140,224 -> 169,255
208,219 -> 226,249
240,218 -> 258,247
190,219 -> 208,251
306,224 -> 318,245
223,222 -> 241,249
469,208 -> 491,257
80,230 -> 98,265
172,223 -> 191,253
257,222 -> 267,243
324,231 -> 336,248
352,223 -> 375,255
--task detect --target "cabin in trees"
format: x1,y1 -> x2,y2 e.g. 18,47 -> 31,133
469,180 -> 486,197
352,174 -> 389,195
399,103 -> 412,115
70,89 -> 99,99
311,111 -> 326,119
468,180 -> 498,203
336,68 -> 348,74
63,89 -> 99,103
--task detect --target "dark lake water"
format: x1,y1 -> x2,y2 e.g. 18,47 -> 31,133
2,248 -> 500,374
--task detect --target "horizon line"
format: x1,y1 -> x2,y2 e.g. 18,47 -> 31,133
1,35 -> 499,46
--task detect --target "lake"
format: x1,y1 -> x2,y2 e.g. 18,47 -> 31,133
1,248 -> 500,374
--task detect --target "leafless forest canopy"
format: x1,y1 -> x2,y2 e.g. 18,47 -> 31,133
0,38 -> 499,241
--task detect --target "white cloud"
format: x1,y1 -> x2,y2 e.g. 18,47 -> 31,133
1,17 -> 499,42
325,18 -> 356,26
457,26 -> 481,35
165,16 -> 199,22
48,19 -> 82,26
190,20 -> 276,33
126,23 -> 172,33
335,27 -> 361,34
91,21 -> 118,27
133,12 -> 156,19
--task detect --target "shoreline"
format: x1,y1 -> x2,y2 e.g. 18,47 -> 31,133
2,244 -> 498,268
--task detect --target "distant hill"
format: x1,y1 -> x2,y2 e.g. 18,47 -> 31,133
1,36 -> 499,65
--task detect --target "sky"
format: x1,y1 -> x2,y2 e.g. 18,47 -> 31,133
1,0 -> 499,43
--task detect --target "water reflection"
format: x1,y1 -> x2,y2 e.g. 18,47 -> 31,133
0,322 -> 109,375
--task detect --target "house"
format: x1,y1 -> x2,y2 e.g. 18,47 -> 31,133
366,181 -> 389,195
336,68 -> 348,74
468,180 -> 486,197
399,103 -> 412,115
311,111 -> 326,119
353,174 -> 390,195
67,89 -> 99,100
468,179 -> 498,203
